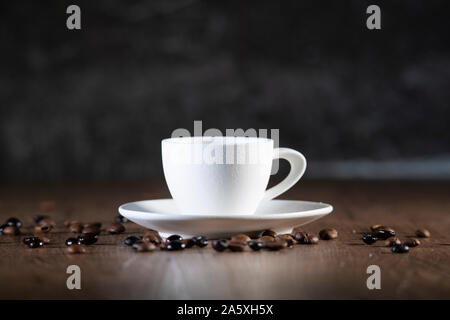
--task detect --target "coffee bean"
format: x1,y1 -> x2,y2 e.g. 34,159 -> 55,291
34,225 -> 53,233
132,240 -> 144,249
228,241 -> 246,252
405,238 -> 421,247
276,234 -> 295,247
77,233 -> 98,245
265,239 -> 288,250
2,225 -> 20,235
166,234 -> 183,242
303,235 -> 319,245
143,231 -> 162,245
362,234 -> 377,245
67,244 -> 86,254
385,237 -> 402,247
33,215 -> 49,224
248,240 -> 264,251
259,235 -> 276,244
82,225 -> 101,235
38,218 -> 56,227
370,224 -> 389,231
65,237 -> 78,246
416,229 -> 430,238
115,215 -> 128,223
261,230 -> 277,237
83,222 -> 101,229
27,238 -> 44,248
391,244 -> 410,253
0,224 -> 7,234
106,222 -> 125,234
6,217 -> 22,228
165,239 -> 186,251
69,222 -> 83,233
124,236 -> 142,246
135,242 -> 156,252
212,239 -> 228,252
319,228 -> 338,240
231,234 -> 251,243
372,229 -> 395,240
293,231 -> 308,243
192,236 -> 208,248
23,236 -> 39,245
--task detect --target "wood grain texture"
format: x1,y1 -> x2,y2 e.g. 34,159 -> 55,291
0,181 -> 449,299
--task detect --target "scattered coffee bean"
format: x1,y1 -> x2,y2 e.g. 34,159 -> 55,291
27,237 -> 44,248
124,236 -> 142,246
135,242 -> 156,252
248,240 -> 264,251
132,240 -> 144,249
69,222 -> 83,233
2,225 -> 20,235
391,244 -> 410,253
416,229 -> 430,238
362,234 -> 377,245
23,236 -> 39,245
38,218 -> 56,227
143,231 -> 162,245
77,233 -> 98,245
319,228 -> 338,240
65,237 -> 78,246
115,215 -> 128,223
231,234 -> 251,243
212,239 -> 228,252
6,217 -> 22,228
82,225 -> 101,235
67,244 -> 86,254
259,235 -> 276,244
372,229 -> 395,240
276,234 -> 295,247
228,241 -> 246,252
106,222 -> 125,234
261,230 -> 277,237
165,239 -> 186,251
166,234 -> 183,242
385,237 -> 402,247
192,236 -> 208,248
303,235 -> 319,245
293,231 -> 308,243
265,239 -> 288,250
370,224 -> 389,231
33,215 -> 49,224
405,238 -> 421,247
34,225 -> 52,233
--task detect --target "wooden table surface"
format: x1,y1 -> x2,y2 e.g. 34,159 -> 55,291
0,180 -> 449,299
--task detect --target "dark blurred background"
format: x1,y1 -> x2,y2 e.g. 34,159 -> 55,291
1,0 -> 449,181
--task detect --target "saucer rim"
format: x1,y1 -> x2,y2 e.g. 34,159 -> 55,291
118,199 -> 333,221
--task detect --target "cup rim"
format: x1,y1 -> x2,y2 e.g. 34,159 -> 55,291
162,136 -> 273,145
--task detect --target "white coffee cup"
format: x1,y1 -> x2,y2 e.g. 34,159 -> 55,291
162,136 -> 306,215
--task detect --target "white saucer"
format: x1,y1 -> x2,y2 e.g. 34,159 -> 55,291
118,199 -> 333,238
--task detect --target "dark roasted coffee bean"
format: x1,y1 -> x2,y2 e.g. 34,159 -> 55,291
391,244 -> 410,253
124,236 -> 142,246
38,218 -> 56,227
385,237 -> 402,247
183,238 -> 196,248
33,215 -> 49,224
362,234 -> 377,245
248,240 -> 264,251
405,238 -> 421,247
0,224 -> 7,234
228,241 -> 246,252
261,230 -> 277,237
276,234 -> 295,247
259,235 -> 275,244
143,231 -> 162,245
132,240 -> 144,249
23,237 -> 39,245
115,215 -> 128,223
82,225 -> 101,235
34,225 -> 52,233
303,235 -> 319,245
6,217 -> 22,228
319,228 -> 338,240
416,229 -> 430,238
265,239 -> 288,250
192,236 -> 208,248
65,237 -> 79,246
231,234 -> 251,243
372,229 -> 395,240
27,238 -> 44,248
77,233 -> 98,245
135,242 -> 156,252
106,222 -> 125,234
83,222 -> 101,229
2,225 -> 20,235
69,222 -> 83,233
166,234 -> 183,242
370,224 -> 393,232
67,244 -> 86,254
293,231 -> 308,243
165,239 -> 186,251
212,239 -> 228,252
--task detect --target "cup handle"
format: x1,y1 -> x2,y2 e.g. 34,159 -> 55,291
263,148 -> 307,201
